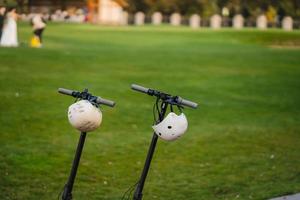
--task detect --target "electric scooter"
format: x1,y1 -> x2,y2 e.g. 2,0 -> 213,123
58,88 -> 115,200
130,84 -> 198,200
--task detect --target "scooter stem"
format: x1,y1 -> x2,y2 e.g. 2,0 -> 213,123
62,132 -> 87,200
133,102 -> 168,200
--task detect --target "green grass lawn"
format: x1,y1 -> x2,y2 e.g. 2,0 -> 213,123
0,23 -> 300,200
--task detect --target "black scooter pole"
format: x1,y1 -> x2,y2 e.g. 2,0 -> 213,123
58,88 -> 115,200
130,84 -> 198,200
62,132 -> 87,200
133,102 -> 168,200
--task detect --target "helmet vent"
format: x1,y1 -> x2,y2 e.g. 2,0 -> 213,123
167,126 -> 172,129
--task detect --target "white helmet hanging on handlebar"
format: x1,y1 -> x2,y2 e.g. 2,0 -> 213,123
152,112 -> 188,141
68,100 -> 102,132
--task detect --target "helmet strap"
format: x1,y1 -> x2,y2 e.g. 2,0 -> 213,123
152,97 -> 160,124
177,105 -> 183,113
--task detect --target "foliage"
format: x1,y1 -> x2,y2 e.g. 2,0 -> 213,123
0,0 -> 18,7
124,0 -> 300,18
2,0 -> 300,18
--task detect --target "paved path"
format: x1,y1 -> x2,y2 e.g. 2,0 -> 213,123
270,193 -> 300,200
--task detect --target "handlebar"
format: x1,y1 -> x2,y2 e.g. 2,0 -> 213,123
131,84 -> 198,109
58,88 -> 115,107
175,96 -> 198,109
58,88 -> 76,96
131,84 -> 149,94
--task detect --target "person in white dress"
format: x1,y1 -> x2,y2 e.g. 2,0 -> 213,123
0,6 -> 6,40
0,8 -> 18,47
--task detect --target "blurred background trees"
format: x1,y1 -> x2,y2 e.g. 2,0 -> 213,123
127,0 -> 300,18
0,0 -> 299,18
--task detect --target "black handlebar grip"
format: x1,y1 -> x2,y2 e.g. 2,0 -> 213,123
177,97 -> 198,109
96,97 -> 116,107
58,88 -> 75,96
131,84 -> 149,94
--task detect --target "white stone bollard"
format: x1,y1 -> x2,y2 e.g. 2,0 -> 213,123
134,12 -> 145,26
233,14 -> 244,29
170,13 -> 181,26
256,15 -> 267,29
210,14 -> 222,29
189,14 -> 201,28
282,16 -> 293,31
152,12 -> 163,25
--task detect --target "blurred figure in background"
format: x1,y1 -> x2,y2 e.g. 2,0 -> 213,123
0,7 -> 18,47
0,6 -> 6,41
30,14 -> 46,48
